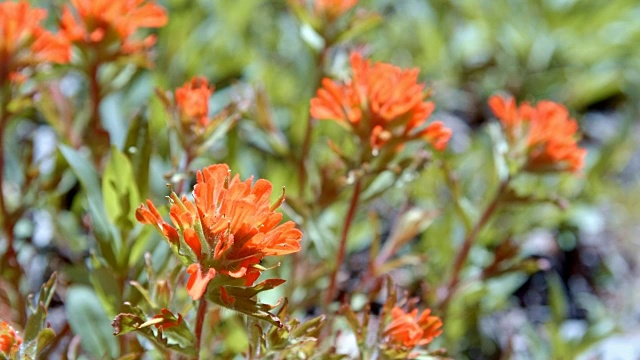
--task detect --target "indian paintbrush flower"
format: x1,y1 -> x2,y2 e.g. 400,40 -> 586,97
175,76 -> 214,128
59,0 -> 168,61
0,321 -> 22,358
0,1 -> 70,84
384,306 -> 443,349
310,53 -> 451,155
157,76 -> 236,156
489,95 -> 587,173
314,0 -> 358,21
136,164 -> 302,301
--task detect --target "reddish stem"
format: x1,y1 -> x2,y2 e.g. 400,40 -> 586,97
325,177 -> 362,305
194,298 -> 208,359
439,178 -> 510,311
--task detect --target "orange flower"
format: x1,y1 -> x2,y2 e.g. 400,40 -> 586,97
314,0 -> 358,20
0,1 -> 70,83
175,76 -> 214,127
136,164 -> 302,300
489,95 -> 586,173
384,306 -> 443,349
310,53 -> 451,152
0,321 -> 22,357
60,0 -> 168,57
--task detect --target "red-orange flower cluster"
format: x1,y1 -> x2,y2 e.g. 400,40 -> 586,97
136,164 -> 302,301
310,53 -> 451,152
314,0 -> 358,20
384,306 -> 443,349
60,0 -> 168,57
0,1 -> 70,83
175,76 -> 214,128
489,95 -> 586,173
0,321 -> 22,357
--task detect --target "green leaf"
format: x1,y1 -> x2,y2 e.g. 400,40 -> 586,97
23,304 -> 46,346
112,313 -> 145,336
123,112 -> 152,198
112,309 -> 196,356
66,286 -> 119,359
23,272 -> 58,346
102,145 -> 141,231
59,145 -> 120,268
547,272 -> 569,324
35,328 -> 56,355
21,328 -> 56,359
207,279 -> 287,327
334,13 -> 383,45
88,255 -> 122,319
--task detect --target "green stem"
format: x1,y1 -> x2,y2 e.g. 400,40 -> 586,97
297,47 -> 328,198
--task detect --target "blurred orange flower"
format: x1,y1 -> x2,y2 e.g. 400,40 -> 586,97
384,306 -> 443,349
0,321 -> 22,357
60,0 -> 168,57
489,95 -> 586,173
314,0 -> 358,20
0,1 -> 70,83
136,164 -> 302,300
175,76 -> 214,128
310,53 -> 451,152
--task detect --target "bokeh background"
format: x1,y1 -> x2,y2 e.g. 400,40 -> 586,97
9,0 -> 640,358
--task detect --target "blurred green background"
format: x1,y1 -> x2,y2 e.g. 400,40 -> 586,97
15,0 -> 640,358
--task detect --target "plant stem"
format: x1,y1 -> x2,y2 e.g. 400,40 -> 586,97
86,62 -> 110,165
439,177 -> 510,311
194,298 -> 208,359
297,47 -> 328,198
176,149 -> 195,195
441,159 -> 473,233
325,177 -> 362,305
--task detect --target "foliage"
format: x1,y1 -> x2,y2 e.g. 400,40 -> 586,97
1,0 -> 638,359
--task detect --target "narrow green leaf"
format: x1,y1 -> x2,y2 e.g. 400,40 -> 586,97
66,286 -> 119,359
59,145 -> 120,267
123,112 -> 151,198
23,304 -> 46,345
35,328 -> 56,355
102,145 -> 141,231
547,273 -> 569,324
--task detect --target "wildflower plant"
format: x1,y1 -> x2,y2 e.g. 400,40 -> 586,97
1,0 -> 633,359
